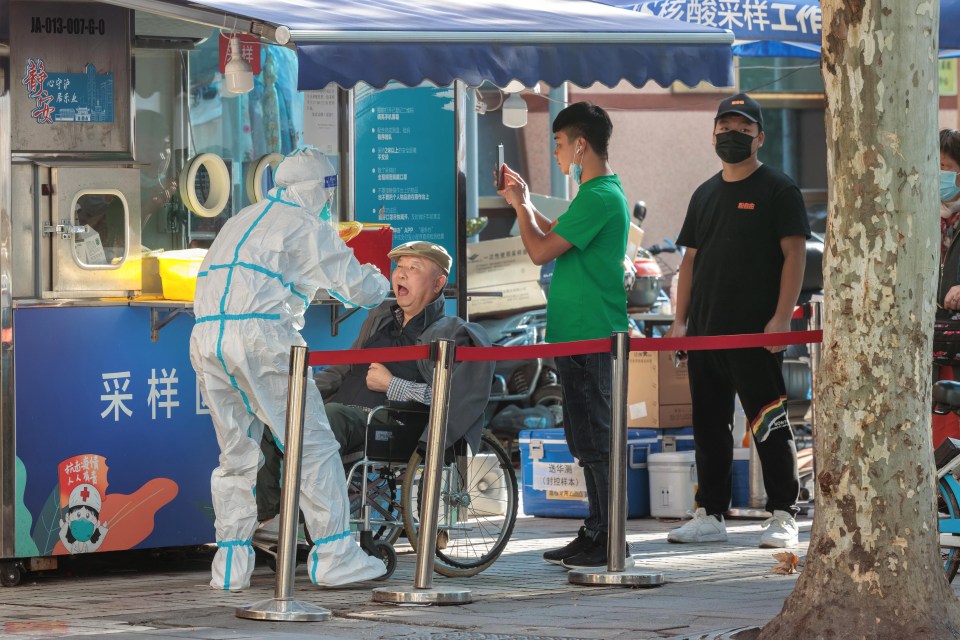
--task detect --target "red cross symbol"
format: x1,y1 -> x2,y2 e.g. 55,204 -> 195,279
80,486 -> 90,502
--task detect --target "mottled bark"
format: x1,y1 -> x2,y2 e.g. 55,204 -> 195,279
759,1 -> 960,639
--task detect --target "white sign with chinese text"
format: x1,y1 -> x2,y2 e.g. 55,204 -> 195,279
532,461 -> 588,501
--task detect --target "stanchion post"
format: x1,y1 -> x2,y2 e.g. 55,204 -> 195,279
608,331 -> 629,572
808,298 -> 822,440
568,332 -> 664,587
237,345 -> 332,622
372,339 -> 471,605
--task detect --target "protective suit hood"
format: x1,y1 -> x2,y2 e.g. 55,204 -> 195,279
274,148 -> 338,216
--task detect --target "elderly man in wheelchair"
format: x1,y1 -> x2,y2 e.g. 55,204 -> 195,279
257,241 -> 517,577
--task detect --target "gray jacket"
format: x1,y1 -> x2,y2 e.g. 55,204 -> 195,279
315,295 -> 494,451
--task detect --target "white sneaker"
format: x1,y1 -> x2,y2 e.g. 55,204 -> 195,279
252,518 -> 280,546
760,510 -> 799,548
667,508 -> 728,543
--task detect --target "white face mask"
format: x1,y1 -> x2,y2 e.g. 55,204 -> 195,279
942,170 -> 960,202
568,145 -> 584,184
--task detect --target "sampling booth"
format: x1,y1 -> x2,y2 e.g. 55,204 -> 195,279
0,0 -> 733,585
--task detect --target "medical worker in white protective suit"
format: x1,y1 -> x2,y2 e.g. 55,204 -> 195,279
190,148 -> 390,590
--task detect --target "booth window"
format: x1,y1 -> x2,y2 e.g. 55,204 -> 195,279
738,57 -> 827,192
72,192 -> 128,268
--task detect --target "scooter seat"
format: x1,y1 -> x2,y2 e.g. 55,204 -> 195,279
935,380 -> 960,410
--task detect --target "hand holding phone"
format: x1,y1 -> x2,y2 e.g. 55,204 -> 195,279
496,143 -> 505,190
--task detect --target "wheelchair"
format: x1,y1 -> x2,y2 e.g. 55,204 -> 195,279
344,401 -> 519,577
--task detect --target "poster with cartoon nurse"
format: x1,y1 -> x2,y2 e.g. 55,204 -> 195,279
59,483 -> 108,554
45,453 -> 177,556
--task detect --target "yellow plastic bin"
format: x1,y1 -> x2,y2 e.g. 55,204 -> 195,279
155,249 -> 208,301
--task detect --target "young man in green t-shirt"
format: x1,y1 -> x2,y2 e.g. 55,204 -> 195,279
499,102 -> 630,569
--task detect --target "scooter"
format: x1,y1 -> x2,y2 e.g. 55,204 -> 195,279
479,309 -> 562,429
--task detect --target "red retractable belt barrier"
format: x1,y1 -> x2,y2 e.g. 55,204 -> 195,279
306,330 -> 822,366
307,344 -> 429,366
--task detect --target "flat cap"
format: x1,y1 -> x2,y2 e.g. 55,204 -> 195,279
387,241 -> 452,274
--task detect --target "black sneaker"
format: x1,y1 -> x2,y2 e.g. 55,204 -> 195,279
560,542 -> 634,570
543,527 -> 595,565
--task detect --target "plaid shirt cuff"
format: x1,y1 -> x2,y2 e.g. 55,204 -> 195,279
387,376 -> 433,405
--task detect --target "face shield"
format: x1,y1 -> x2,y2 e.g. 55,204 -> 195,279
274,148 -> 339,219
319,173 -> 338,221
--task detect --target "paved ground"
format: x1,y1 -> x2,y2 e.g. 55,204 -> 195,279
0,513 -> 822,640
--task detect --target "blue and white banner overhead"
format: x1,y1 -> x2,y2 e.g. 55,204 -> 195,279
612,1 -> 960,58
120,0 -> 735,89
619,0 -> 823,42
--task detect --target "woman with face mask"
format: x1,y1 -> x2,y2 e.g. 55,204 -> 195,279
940,129 -> 960,257
933,129 -> 960,447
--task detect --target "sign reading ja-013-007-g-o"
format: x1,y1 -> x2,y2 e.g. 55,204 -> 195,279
29,16 -> 107,36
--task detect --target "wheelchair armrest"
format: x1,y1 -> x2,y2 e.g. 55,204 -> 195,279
386,400 -> 430,413
367,401 -> 430,425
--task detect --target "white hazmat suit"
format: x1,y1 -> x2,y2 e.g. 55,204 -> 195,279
189,148 -> 389,590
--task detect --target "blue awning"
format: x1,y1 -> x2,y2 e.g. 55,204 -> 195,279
611,1 -> 960,58
150,0 -> 734,89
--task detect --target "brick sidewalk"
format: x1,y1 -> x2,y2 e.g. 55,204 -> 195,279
0,514 -> 821,640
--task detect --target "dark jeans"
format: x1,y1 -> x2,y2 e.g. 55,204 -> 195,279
256,432 -> 283,522
555,353 -> 612,540
687,348 -> 800,517
255,403 -> 378,522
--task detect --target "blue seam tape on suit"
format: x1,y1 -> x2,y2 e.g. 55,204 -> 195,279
203,262 -> 310,305
309,530 -> 352,583
196,313 -> 283,323
216,539 -> 253,590
214,199 -> 278,415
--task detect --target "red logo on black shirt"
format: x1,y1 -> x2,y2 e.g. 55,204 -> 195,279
738,202 -> 756,210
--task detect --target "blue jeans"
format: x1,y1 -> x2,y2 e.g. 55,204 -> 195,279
556,353 -> 612,540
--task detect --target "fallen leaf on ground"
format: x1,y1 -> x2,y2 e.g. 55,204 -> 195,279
771,551 -> 799,575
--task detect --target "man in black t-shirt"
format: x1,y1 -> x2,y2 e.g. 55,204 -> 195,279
668,93 -> 810,548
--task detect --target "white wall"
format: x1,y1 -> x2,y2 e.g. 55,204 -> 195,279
520,93 -> 720,267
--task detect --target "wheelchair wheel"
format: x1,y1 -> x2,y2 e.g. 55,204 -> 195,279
938,476 -> 960,583
346,462 -> 404,546
401,430 -> 518,577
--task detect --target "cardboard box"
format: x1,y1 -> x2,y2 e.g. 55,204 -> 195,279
467,236 -> 545,316
466,235 -> 541,287
658,351 -> 691,405
467,282 -> 546,316
659,403 -> 693,428
627,350 -> 693,428
627,351 -> 659,428
626,223 -> 645,263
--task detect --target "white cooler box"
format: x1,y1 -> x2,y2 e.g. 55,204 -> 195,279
649,450 -> 697,518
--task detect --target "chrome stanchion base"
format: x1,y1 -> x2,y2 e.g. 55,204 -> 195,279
371,586 -> 472,605
568,565 -> 665,587
725,507 -> 771,520
236,598 -> 332,621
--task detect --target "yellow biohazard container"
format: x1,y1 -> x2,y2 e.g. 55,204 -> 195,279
156,249 -> 207,301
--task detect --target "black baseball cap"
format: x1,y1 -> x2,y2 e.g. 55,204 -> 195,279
715,93 -> 763,130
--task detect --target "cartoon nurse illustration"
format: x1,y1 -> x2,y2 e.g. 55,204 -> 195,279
58,483 -> 109,554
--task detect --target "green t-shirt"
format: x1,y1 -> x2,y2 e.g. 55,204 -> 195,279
546,174 -> 629,343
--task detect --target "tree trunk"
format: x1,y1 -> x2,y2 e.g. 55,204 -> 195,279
759,2 -> 960,638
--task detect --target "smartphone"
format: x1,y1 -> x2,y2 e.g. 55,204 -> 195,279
497,143 -> 505,190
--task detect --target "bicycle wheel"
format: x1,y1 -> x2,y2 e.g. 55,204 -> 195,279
401,431 -> 518,577
938,476 -> 960,583
346,462 -> 404,546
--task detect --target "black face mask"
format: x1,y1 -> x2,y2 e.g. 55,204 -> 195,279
714,130 -> 757,164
